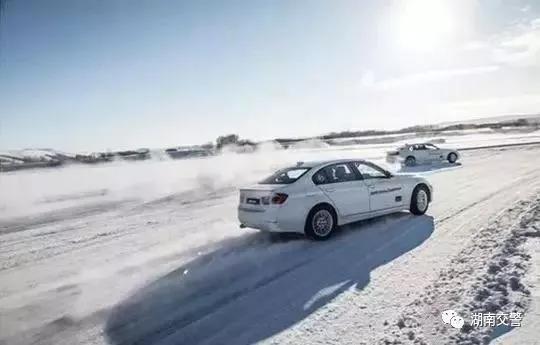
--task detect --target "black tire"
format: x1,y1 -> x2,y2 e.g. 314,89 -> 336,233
410,185 -> 430,215
405,156 -> 416,167
447,152 -> 458,164
305,204 -> 337,240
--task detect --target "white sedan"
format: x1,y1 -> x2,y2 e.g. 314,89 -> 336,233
386,143 -> 460,166
238,159 -> 433,240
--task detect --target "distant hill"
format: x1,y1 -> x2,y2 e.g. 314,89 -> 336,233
2,113 -> 540,172
438,113 -> 540,127
275,113 -> 540,146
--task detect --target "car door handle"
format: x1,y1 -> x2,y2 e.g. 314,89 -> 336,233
367,185 -> 376,190
324,188 -> 336,192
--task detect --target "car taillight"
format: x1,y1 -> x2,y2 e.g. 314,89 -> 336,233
271,193 -> 288,204
239,193 -> 244,203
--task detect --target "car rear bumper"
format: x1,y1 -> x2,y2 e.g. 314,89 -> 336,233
238,207 -> 291,233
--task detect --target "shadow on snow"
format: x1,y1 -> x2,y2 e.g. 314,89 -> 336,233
105,213 -> 435,345
397,162 -> 462,174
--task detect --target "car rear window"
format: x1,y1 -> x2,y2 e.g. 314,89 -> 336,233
259,167 -> 310,184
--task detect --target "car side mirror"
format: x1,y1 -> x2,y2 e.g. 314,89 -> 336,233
384,171 -> 393,178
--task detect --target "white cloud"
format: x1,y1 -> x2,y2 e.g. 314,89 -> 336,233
441,94 -> 540,119
457,18 -> 540,68
462,40 -> 488,51
520,5 -> 531,13
367,65 -> 500,90
359,70 -> 375,87
493,17 -> 540,67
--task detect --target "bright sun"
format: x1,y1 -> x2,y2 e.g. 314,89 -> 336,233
395,0 -> 456,51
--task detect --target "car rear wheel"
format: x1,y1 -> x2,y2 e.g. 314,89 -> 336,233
305,205 -> 337,240
410,185 -> 429,215
447,152 -> 458,163
405,156 -> 416,166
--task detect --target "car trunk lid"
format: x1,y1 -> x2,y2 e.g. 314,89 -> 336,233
239,184 -> 286,211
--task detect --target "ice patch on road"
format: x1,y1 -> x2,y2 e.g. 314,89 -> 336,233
303,280 -> 351,310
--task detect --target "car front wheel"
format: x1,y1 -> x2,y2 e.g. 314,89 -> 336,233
305,205 -> 337,240
447,152 -> 458,163
405,156 -> 416,166
410,185 -> 430,215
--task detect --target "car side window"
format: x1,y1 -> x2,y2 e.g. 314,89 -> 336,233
354,162 -> 388,179
312,163 -> 357,185
426,144 -> 438,150
312,171 -> 328,185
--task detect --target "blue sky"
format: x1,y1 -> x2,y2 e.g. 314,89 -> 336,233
1,0 -> 540,151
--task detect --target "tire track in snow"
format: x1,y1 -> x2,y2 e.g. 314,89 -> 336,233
267,150 -> 540,345
1,146 -> 540,345
381,193 -> 540,345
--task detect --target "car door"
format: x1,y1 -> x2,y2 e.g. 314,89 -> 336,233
353,161 -> 405,211
426,144 -> 444,162
313,163 -> 370,217
412,144 -> 429,163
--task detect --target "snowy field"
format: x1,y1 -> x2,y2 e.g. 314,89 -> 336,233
1,133 -> 540,345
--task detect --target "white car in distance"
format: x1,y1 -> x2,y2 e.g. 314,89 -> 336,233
386,143 -> 460,166
238,159 -> 433,240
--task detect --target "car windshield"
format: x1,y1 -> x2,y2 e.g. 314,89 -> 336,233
259,167 -> 310,184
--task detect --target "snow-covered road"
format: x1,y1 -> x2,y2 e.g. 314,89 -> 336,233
1,144 -> 540,345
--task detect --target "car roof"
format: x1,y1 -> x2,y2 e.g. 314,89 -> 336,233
405,142 -> 436,146
295,158 -> 366,169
